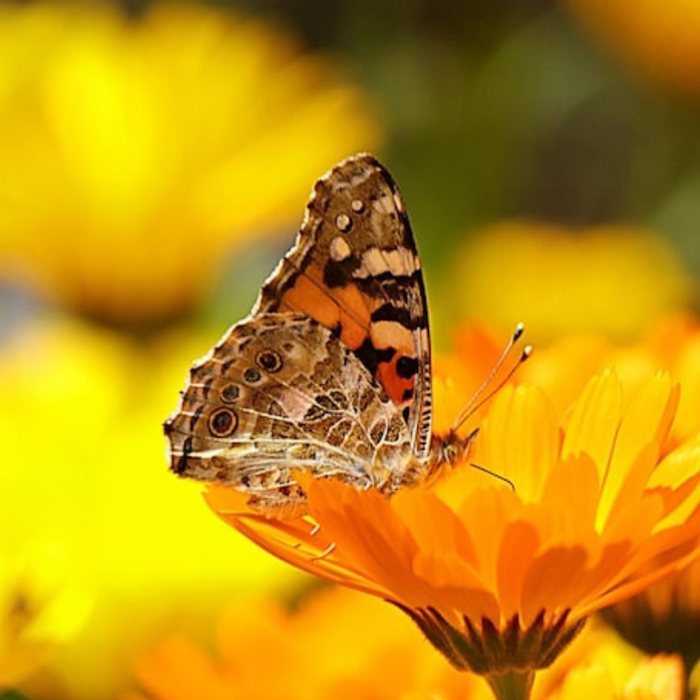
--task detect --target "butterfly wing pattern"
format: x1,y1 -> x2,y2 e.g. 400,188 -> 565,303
164,154 -> 438,516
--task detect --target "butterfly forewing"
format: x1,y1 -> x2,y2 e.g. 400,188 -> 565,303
253,154 -> 432,459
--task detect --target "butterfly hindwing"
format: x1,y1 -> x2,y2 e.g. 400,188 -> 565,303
165,313 -> 413,514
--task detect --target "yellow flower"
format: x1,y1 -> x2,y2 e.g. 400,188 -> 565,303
554,654 -> 684,700
0,317 -> 305,699
0,542 -> 89,690
540,621 -> 685,700
204,363 -> 700,699
566,0 -> 700,96
126,586 -> 685,700
601,545 -> 700,678
0,2 -> 381,328
443,223 -> 694,345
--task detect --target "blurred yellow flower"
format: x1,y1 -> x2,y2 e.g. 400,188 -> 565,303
554,654 -> 684,700
566,0 -> 700,96
126,587 -> 490,700
0,542 -> 89,690
0,317 -> 306,699
0,2 -> 381,328
444,223 -> 694,345
602,547 -> 700,678
126,586 -> 685,700
541,622 -> 685,700
204,360 -> 700,699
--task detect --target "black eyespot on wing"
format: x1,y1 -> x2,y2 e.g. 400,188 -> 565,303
208,408 -> 238,437
243,368 -> 262,384
256,350 -> 283,372
221,384 -> 240,403
396,355 -> 419,379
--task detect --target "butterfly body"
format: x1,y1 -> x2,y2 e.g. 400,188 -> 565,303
165,154 -> 468,516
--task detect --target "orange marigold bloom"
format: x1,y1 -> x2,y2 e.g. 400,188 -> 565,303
127,586 -> 686,700
519,314 -> 700,448
205,366 -> 700,698
126,588 -> 490,700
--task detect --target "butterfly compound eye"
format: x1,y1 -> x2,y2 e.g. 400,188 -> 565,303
208,408 -> 238,437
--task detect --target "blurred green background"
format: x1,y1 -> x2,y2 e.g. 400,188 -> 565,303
222,0 -> 700,273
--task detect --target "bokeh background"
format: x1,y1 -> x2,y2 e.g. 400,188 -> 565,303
2,1 -> 700,698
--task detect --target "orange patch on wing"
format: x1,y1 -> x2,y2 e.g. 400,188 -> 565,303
280,269 -> 371,350
377,354 -> 415,406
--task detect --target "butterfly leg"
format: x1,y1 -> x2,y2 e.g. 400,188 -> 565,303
311,542 -> 337,561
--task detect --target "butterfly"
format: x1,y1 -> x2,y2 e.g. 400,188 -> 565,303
164,153 -> 479,517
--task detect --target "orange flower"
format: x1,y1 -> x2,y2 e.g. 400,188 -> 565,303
519,314 -> 700,448
126,586 -> 685,700
204,364 -> 700,699
126,588 -> 489,700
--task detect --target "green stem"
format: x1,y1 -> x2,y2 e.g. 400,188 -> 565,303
484,669 -> 535,700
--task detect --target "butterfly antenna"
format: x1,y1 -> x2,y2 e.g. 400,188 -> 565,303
451,323 -> 532,434
469,462 -> 516,492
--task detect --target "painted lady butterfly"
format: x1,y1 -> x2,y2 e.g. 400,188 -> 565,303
164,154 -> 476,516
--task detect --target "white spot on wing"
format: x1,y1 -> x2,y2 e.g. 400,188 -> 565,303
335,213 -> 352,232
330,235 -> 352,261
353,247 -> 411,278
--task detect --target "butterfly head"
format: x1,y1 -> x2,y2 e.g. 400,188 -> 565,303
430,428 -> 479,469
